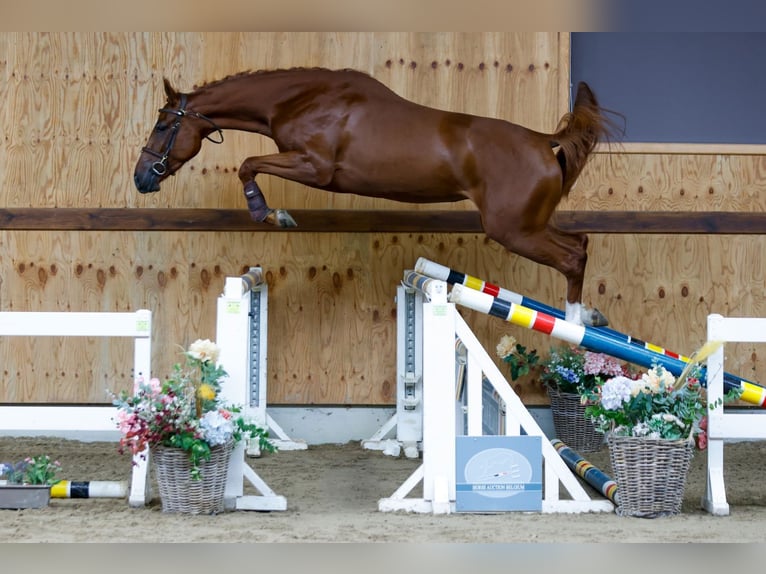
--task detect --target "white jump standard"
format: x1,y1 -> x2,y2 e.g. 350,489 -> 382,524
377,271 -> 613,514
216,266 -> 289,511
0,309 -> 152,507
703,314 -> 766,516
362,284 -> 424,459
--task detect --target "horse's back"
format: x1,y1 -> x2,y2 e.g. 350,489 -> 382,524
271,68 -> 560,201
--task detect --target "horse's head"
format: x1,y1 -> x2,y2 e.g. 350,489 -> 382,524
134,78 -> 224,194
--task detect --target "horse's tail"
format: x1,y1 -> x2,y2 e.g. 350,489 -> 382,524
551,82 -> 621,196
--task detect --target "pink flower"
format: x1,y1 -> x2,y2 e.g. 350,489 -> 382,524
695,416 -> 709,449
115,410 -> 131,431
148,377 -> 162,393
696,430 -> 708,450
584,351 -> 624,378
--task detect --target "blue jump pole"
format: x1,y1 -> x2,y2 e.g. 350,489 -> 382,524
404,266 -> 766,407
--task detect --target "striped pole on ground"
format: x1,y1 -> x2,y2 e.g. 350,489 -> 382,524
50,480 -> 128,499
411,260 -> 766,406
551,439 -> 619,505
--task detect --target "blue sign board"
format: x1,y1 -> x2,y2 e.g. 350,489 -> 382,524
455,435 -> 542,512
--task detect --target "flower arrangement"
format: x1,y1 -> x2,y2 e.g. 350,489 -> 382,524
0,455 -> 61,485
112,339 -> 276,479
540,344 -> 631,394
582,342 -> 741,448
496,334 -> 540,381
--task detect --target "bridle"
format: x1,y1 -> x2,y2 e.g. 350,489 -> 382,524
142,94 -> 224,177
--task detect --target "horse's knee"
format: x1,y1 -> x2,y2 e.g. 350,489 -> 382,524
238,162 -> 257,184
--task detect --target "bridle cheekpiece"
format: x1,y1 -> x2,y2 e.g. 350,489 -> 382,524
142,93 -> 224,177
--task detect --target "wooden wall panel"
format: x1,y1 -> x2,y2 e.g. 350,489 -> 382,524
1,32 -> 764,409
566,152 -> 766,213
0,231 -> 140,402
584,233 -> 766,396
1,227 -> 764,406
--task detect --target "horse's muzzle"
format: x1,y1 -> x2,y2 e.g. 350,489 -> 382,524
134,171 -> 161,194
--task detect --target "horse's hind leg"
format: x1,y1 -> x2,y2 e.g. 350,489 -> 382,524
488,224 -> 608,327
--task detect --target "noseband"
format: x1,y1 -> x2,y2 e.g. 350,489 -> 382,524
142,94 -> 224,177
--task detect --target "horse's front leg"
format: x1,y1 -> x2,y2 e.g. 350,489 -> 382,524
241,179 -> 297,228
238,150 -> 335,228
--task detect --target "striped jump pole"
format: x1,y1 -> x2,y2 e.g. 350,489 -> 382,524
413,260 -> 766,407
551,439 -> 619,505
240,266 -> 264,291
417,256 -> 698,365
416,257 -> 630,341
403,269 -> 766,407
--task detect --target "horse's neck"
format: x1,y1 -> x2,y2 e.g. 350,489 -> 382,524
190,72 -> 294,136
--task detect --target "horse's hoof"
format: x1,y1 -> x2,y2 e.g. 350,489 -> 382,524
274,209 -> 297,228
582,307 -> 609,327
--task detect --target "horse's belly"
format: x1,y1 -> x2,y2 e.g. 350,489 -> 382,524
329,168 -> 466,203
330,145 -> 467,198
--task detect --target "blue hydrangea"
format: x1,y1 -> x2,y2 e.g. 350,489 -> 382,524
554,366 -> 579,384
200,410 -> 234,446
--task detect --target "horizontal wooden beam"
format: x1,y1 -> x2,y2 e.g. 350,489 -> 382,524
553,211 -> 766,234
0,208 -> 765,234
0,208 -> 482,232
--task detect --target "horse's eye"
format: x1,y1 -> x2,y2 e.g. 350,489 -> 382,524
154,123 -> 168,133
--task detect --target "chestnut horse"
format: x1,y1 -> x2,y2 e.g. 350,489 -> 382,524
134,67 -> 617,326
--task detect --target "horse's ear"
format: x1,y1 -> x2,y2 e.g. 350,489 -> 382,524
163,77 -> 178,101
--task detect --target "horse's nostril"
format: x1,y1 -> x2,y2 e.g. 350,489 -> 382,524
135,172 -> 154,193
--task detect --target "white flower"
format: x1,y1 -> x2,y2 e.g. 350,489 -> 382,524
654,412 -> 685,428
600,376 -> 633,410
187,339 -> 220,364
495,335 -> 517,359
638,366 -> 675,395
632,422 -> 651,436
632,422 -> 661,439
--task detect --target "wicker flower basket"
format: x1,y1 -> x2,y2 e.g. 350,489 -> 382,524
607,433 -> 694,518
547,386 -> 604,452
152,439 -> 234,514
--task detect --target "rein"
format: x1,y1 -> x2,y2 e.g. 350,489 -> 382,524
142,94 -> 224,176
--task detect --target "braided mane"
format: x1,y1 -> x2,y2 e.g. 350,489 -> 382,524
192,67 -> 363,91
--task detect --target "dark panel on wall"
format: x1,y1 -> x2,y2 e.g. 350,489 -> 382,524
571,33 -> 766,143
